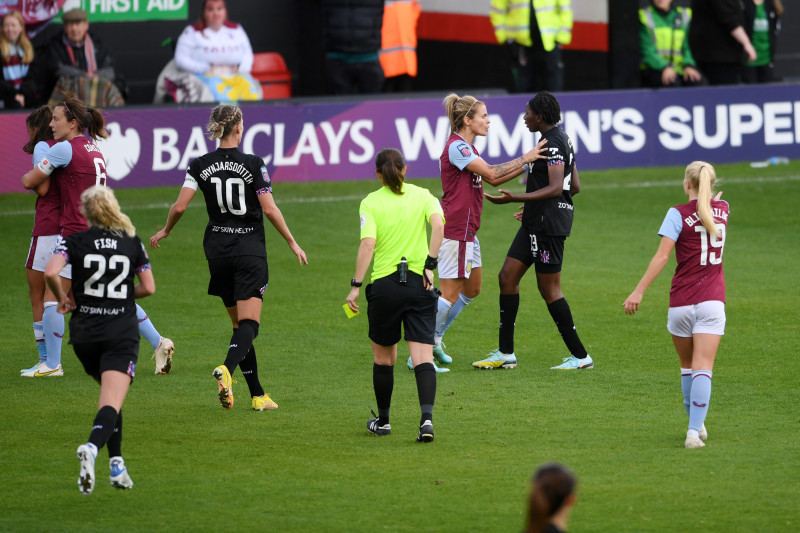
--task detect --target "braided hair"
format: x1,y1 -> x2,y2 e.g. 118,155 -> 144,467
527,91 -> 562,126
207,104 -> 243,140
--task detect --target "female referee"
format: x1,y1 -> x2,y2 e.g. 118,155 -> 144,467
150,103 -> 307,411
624,161 -> 728,449
410,93 -> 547,372
45,185 -> 155,495
477,91 -> 592,370
345,148 -> 444,442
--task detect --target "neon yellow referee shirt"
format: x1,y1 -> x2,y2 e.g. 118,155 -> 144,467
360,183 -> 444,282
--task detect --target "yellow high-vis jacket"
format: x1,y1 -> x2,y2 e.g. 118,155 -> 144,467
490,0 -> 573,51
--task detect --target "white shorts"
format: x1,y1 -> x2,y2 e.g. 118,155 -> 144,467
438,237 -> 482,279
667,301 -> 725,337
25,235 -> 71,279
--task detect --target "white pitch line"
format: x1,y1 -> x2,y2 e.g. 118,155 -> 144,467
1,175 -> 798,217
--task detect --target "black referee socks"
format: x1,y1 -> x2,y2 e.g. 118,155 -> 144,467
414,362 -> 436,424
373,363 -> 394,424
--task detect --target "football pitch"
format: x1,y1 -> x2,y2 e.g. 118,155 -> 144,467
1,161 -> 798,532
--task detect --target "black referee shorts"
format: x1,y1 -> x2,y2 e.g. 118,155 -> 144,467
72,337 -> 139,380
366,272 -> 437,346
207,255 -> 269,308
506,226 -> 566,274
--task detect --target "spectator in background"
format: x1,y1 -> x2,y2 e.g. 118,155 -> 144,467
379,0 -> 420,92
1,10 -> 34,108
26,8 -> 125,107
639,0 -> 704,88
490,0 -> 572,93
322,0 -> 385,95
743,0 -> 783,83
525,463 -> 577,533
689,0 -> 756,85
169,0 -> 260,102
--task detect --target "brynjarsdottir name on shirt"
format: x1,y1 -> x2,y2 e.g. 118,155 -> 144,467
211,225 -> 255,234
198,161 -> 254,183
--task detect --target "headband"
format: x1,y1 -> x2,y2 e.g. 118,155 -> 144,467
462,99 -> 478,122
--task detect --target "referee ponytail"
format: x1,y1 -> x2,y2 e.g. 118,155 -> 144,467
375,148 -> 406,195
525,463 -> 576,533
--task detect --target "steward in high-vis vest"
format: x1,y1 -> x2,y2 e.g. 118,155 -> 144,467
379,0 -> 421,92
639,0 -> 704,87
489,0 -> 572,92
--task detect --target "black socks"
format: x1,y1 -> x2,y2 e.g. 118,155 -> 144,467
499,294 -> 520,354
414,362 -> 436,425
89,405 -> 119,451
547,297 -> 587,358
223,319 -> 259,373
373,363 -> 394,425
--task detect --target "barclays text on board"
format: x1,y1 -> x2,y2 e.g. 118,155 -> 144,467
0,84 -> 798,193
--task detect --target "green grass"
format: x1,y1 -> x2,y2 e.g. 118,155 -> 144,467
1,162 -> 798,532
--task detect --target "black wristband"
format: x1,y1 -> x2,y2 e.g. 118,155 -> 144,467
424,255 -> 438,271
350,278 -> 363,288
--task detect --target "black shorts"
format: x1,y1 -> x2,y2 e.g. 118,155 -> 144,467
366,271 -> 437,346
506,226 -> 566,274
72,338 -> 139,380
207,255 -> 269,308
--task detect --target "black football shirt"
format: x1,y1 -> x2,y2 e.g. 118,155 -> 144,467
185,148 -> 271,260
57,228 -> 150,343
522,125 -> 576,236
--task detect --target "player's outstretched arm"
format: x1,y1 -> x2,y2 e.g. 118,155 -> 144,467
471,138 -> 548,187
150,187 -> 195,248
623,236 -> 675,315
258,192 -> 308,265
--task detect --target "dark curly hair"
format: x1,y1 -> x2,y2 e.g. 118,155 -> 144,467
528,91 -> 562,126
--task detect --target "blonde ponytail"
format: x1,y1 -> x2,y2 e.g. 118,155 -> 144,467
442,92 -> 481,133
685,161 -> 720,238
